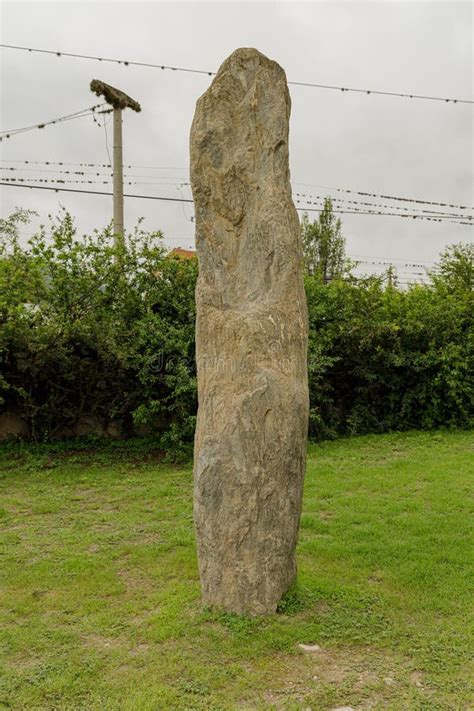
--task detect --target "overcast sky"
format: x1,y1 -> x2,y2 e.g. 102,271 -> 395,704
0,0 -> 472,279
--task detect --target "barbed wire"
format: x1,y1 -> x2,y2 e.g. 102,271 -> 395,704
298,201 -> 472,225
295,192 -> 472,220
1,182 -> 472,226
349,257 -> 433,269
2,163 -> 471,221
1,43 -> 473,105
2,160 -> 472,214
296,182 -> 474,211
0,182 -> 195,202
3,174 -> 468,222
1,176 -> 195,188
0,105 -> 110,141
1,176 -> 140,186
0,166 -> 188,183
0,159 -> 184,170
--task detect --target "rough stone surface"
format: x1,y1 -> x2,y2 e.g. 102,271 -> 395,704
190,48 -> 309,615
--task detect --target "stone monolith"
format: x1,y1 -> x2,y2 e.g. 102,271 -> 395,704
190,48 -> 309,615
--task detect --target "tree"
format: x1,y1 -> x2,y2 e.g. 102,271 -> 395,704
385,264 -> 399,290
431,243 -> 473,293
300,198 -> 351,281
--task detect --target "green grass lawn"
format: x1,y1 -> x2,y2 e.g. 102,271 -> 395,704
0,430 -> 472,710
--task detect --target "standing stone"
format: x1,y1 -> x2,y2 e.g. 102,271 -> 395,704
190,48 -> 309,615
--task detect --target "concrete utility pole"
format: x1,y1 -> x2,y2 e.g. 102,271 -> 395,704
90,80 -> 141,248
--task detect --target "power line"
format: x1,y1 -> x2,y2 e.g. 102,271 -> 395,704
0,166 -> 113,175
349,254 -> 436,266
100,109 -> 113,168
1,111 -> 99,139
1,176 -> 192,188
0,175 -> 190,189
350,258 -> 431,269
0,181 -> 193,202
5,172 -> 466,221
0,177 -> 143,186
296,182 -> 474,211
0,159 -> 185,170
299,203 -> 472,225
0,105 -> 109,141
1,43 -> 473,105
296,193 -> 472,220
2,162 -> 471,218
322,274 -> 429,286
168,181 -> 474,216
0,166 -> 187,183
1,172 -> 469,220
0,106 -> 100,135
1,182 -> 472,225
3,159 -> 471,213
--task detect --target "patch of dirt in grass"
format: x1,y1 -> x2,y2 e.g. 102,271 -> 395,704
69,487 -> 99,500
354,669 -> 380,687
91,521 -> 117,534
115,565 -> 155,595
81,632 -> 152,660
129,607 -> 160,626
367,574 -> 383,585
93,502 -> 120,513
125,530 -> 163,546
319,511 -> 334,520
314,600 -> 330,614
4,654 -> 42,674
260,646 -> 432,710
410,670 -> 424,688
82,633 -> 125,651
128,642 -> 150,656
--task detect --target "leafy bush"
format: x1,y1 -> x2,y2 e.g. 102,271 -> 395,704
0,209 -> 196,454
0,209 -> 472,453
305,272 -> 473,439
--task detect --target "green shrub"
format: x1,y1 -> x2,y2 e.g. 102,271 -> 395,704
0,209 -> 196,453
305,273 -> 472,438
0,210 -> 472,453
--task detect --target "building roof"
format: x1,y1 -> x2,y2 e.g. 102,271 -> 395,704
168,247 -> 196,260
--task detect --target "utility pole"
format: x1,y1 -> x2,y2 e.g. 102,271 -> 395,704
113,106 -> 124,238
90,79 -> 141,249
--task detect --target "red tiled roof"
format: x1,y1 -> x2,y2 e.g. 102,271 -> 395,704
168,247 -> 196,260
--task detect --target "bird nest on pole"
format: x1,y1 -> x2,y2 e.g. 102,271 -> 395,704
90,80 -> 141,112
